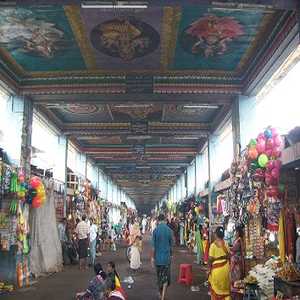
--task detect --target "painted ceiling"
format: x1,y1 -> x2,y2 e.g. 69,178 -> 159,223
0,5 -> 295,82
37,101 -> 218,210
0,1 -> 298,212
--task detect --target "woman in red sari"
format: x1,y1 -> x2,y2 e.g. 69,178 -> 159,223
230,226 -> 245,300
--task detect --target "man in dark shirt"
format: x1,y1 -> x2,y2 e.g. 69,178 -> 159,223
151,214 -> 173,300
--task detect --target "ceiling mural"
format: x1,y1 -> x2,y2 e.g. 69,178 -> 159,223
172,6 -> 264,71
110,104 -> 162,121
0,7 -> 85,72
0,4 -> 292,85
47,104 -> 112,123
90,17 -> 160,61
79,7 -> 162,70
164,104 -> 220,122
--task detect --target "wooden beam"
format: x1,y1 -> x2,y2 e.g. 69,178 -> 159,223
31,93 -> 234,105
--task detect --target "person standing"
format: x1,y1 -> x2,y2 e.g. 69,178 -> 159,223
142,217 -> 147,235
57,218 -> 68,265
89,218 -> 98,266
208,227 -> 230,300
230,226 -> 245,300
195,224 -> 204,265
76,215 -> 90,270
151,214 -> 173,300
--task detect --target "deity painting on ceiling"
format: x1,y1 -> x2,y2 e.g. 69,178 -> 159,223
0,7 -> 85,71
90,17 -> 160,61
180,15 -> 244,58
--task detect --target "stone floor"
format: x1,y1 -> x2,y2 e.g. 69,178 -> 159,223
1,235 -> 209,300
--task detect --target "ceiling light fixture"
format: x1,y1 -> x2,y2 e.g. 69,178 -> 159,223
82,1 -> 148,9
127,135 -> 152,140
174,137 -> 199,140
183,104 -> 219,109
114,104 -> 152,108
136,166 -> 151,169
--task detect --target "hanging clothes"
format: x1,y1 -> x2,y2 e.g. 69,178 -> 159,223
195,228 -> 203,264
278,210 -> 286,263
284,208 -> 296,260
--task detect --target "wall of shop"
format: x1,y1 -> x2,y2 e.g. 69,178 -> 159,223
0,93 -> 24,165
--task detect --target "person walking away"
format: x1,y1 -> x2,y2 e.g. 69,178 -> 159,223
151,214 -> 173,300
76,263 -> 110,300
230,226 -> 245,300
90,218 -> 98,266
130,236 -> 142,271
76,215 -> 90,270
151,218 -> 157,234
110,225 -> 117,251
195,224 -> 204,265
142,217 -> 147,235
208,226 -> 231,300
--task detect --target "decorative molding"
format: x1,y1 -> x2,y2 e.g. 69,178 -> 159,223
160,6 -> 181,70
64,5 -> 97,69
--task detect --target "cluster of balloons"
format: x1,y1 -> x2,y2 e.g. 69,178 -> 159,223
26,176 -> 47,208
247,127 -> 284,198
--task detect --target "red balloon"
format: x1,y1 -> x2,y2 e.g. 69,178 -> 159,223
30,176 -> 41,189
272,148 -> 282,158
32,197 -> 41,208
271,168 -> 280,179
273,160 -> 282,169
266,160 -> 275,171
274,135 -> 282,147
256,140 -> 266,154
266,138 -> 275,149
257,133 -> 265,141
265,149 -> 272,157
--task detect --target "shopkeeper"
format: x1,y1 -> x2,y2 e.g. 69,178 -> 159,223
76,215 -> 90,271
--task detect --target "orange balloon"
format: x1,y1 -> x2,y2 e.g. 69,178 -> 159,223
248,148 -> 258,160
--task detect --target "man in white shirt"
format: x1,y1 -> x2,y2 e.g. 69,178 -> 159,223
75,215 -> 90,270
89,218 -> 98,266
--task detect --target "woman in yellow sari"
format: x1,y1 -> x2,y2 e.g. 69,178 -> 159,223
208,226 -> 231,300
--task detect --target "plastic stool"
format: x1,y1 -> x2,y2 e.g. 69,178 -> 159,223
178,264 -> 193,285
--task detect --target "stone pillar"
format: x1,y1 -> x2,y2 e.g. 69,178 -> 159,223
20,97 -> 33,179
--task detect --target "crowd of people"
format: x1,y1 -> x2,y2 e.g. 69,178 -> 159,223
57,213 -> 245,300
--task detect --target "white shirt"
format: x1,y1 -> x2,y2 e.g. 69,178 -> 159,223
76,221 -> 90,240
90,224 -> 98,242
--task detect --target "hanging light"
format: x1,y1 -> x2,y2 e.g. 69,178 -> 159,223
82,1 -> 148,9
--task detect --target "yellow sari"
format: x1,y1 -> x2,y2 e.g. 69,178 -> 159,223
208,241 -> 231,300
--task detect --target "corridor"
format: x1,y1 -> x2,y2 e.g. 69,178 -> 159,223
2,236 -> 209,300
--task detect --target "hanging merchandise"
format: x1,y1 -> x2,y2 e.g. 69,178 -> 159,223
27,176 -> 46,208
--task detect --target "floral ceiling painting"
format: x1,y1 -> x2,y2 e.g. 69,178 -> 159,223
173,7 -> 264,71
0,7 -> 85,71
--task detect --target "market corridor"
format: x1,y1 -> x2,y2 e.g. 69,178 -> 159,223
1,236 -> 209,300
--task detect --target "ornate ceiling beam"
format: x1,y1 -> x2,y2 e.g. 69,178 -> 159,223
13,0 -> 298,10
31,93 -> 234,105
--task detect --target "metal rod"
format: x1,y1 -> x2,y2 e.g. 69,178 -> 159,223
207,134 -> 212,243
64,137 -> 69,218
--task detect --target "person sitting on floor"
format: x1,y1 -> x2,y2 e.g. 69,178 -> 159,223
107,261 -> 121,290
76,263 -> 111,300
107,261 -> 127,299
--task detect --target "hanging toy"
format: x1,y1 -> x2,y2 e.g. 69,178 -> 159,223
27,176 -> 47,208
